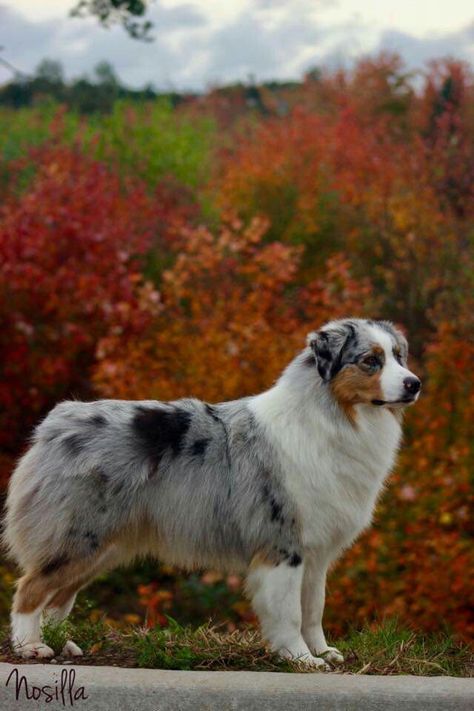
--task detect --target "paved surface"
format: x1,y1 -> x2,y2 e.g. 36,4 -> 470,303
1,663 -> 473,710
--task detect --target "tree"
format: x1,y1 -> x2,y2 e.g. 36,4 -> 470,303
0,144 -> 165,451
35,59 -> 64,84
71,0 -> 153,40
94,60 -> 119,87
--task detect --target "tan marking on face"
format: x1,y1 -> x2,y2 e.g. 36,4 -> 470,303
330,361 -> 384,424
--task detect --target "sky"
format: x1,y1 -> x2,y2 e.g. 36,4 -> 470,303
0,0 -> 473,90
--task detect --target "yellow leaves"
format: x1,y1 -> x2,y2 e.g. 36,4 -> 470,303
124,614 -> 141,625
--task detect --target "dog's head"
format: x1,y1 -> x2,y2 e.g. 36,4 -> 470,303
307,318 -> 421,410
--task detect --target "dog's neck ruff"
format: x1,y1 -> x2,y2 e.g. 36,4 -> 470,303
249,373 -> 402,467
248,354 -> 402,550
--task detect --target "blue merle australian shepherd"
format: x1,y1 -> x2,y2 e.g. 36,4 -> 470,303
3,318 -> 421,667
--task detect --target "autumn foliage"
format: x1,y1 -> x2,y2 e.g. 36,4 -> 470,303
0,55 -> 472,640
0,143 -> 187,453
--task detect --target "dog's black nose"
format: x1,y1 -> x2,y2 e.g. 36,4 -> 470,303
404,376 -> 421,395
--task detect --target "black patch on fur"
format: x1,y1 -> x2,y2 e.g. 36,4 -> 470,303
97,469 -> 108,484
84,530 -> 99,551
270,497 -> 283,522
63,433 -> 88,456
190,438 -> 210,457
329,323 -> 357,378
311,322 -> 359,381
132,405 -> 192,472
41,554 -> 70,576
90,414 -> 107,426
205,403 -> 232,471
92,468 -> 108,509
205,403 -> 220,422
262,483 -> 285,524
288,552 -> 302,567
303,352 -> 316,367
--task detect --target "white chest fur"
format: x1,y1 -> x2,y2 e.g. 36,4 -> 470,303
250,384 -> 402,557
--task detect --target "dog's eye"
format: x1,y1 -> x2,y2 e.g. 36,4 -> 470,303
362,356 -> 379,369
393,349 -> 403,364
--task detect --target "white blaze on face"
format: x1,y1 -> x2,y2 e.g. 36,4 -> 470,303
368,325 -> 419,404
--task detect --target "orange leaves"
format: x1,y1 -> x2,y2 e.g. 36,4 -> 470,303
138,583 -> 174,628
94,219 -> 371,404
94,217 -> 301,402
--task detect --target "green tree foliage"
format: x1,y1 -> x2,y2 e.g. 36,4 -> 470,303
0,58 -> 175,113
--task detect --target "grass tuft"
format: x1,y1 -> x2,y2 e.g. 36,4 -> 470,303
41,618 -> 71,655
337,619 -> 473,676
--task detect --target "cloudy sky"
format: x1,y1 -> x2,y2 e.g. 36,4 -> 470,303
1,0 -> 473,89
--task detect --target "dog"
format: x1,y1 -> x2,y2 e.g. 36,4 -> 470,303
2,317 -> 421,666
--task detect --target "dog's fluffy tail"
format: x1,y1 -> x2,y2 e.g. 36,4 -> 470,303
2,446 -> 39,568
1,442 -> 69,573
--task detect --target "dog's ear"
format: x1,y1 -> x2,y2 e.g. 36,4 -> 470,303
308,323 -> 356,382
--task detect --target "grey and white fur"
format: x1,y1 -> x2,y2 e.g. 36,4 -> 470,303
2,317 -> 421,666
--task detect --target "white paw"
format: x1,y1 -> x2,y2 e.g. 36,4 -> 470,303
278,648 -> 330,670
297,653 -> 330,670
320,646 -> 345,664
61,640 -> 83,657
14,642 -> 55,659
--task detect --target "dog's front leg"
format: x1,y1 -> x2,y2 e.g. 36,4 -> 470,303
246,559 -> 329,669
301,552 -> 344,664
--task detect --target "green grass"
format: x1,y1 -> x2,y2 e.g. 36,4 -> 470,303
2,618 -> 472,676
41,617 -> 109,657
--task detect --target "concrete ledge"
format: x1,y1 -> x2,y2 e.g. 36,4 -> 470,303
1,663 -> 473,711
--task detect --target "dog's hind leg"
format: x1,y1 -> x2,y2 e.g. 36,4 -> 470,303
12,545 -> 119,659
43,546 -> 123,657
43,583 -> 86,657
11,572 -> 58,658
246,555 -> 330,669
